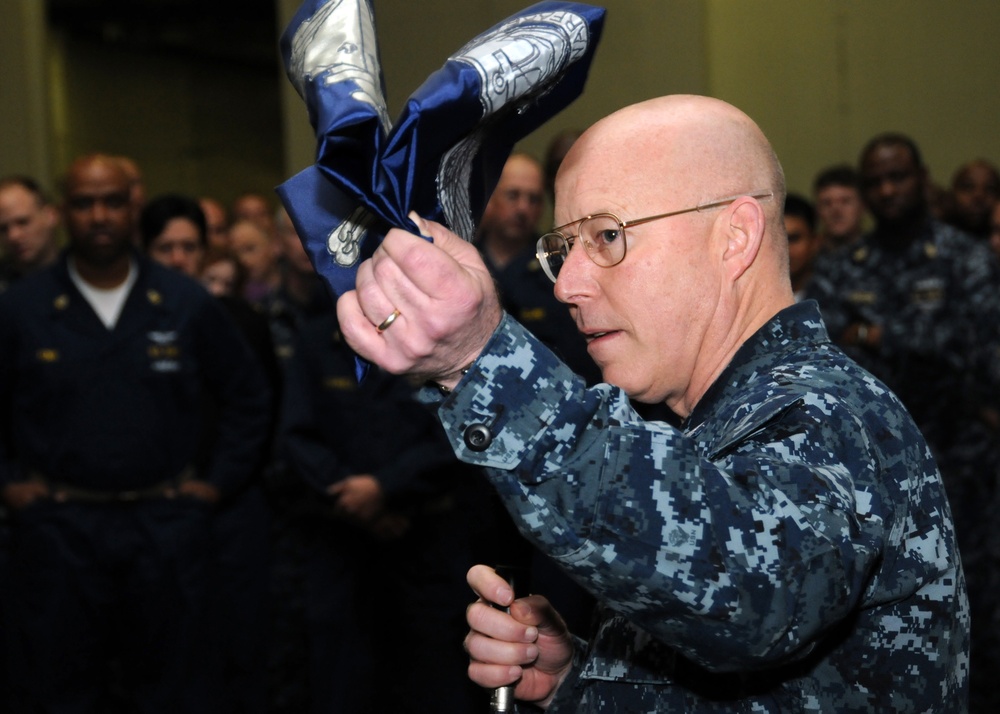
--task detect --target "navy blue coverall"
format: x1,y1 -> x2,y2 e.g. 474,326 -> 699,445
276,311 -> 480,714
0,252 -> 271,713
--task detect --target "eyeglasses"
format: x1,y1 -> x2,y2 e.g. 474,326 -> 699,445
535,191 -> 774,283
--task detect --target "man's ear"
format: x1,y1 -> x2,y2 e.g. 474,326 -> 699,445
722,197 -> 765,281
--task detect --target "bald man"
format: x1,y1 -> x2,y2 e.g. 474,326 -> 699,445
336,96 -> 968,710
476,153 -> 547,271
945,158 -> 1000,239
0,175 -> 60,292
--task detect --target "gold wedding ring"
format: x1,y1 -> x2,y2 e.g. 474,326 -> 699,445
376,308 -> 401,333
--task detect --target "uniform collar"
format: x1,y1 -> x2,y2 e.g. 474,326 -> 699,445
685,301 -> 830,432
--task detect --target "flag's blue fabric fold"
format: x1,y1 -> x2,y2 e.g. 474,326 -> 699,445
276,0 -> 606,303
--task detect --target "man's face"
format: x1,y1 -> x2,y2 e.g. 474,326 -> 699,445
232,195 -> 274,233
200,199 -> 229,250
480,157 -> 545,248
785,215 -> 819,284
63,160 -> 135,267
951,163 -> 1000,232
551,148 -> 721,406
861,143 -> 926,227
0,184 -> 59,271
148,217 -> 205,278
815,184 -> 864,242
201,258 -> 238,297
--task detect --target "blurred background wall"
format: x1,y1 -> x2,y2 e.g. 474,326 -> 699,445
3,0 -> 999,211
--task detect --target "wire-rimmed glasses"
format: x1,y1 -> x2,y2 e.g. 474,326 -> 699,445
535,191 -> 774,283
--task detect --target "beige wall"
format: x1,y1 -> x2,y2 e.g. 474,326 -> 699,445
2,2 -> 286,208
706,0 -> 1000,196
46,31 -> 285,207
0,1 -> 54,187
3,1 -> 1000,209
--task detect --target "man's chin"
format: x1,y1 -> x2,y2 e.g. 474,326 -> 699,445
624,387 -> 667,405
601,368 -> 655,403
75,244 -> 131,267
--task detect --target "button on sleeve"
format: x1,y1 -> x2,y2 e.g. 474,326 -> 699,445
463,423 -> 493,451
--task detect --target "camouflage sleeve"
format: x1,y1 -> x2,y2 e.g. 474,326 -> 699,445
439,315 -> 880,670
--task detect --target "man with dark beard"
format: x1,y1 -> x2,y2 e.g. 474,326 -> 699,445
0,154 -> 270,713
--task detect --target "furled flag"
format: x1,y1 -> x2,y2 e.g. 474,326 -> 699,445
276,0 -> 605,302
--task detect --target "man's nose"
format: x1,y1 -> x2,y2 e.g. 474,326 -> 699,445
971,188 -> 990,204
513,196 -> 533,214
90,201 -> 111,222
876,178 -> 897,198
553,240 -> 595,304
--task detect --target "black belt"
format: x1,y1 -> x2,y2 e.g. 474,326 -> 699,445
30,466 -> 195,504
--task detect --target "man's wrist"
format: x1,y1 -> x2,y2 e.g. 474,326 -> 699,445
435,363 -> 473,395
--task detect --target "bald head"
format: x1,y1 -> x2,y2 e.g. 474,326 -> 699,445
63,154 -> 132,194
551,95 -> 792,414
60,154 -> 137,280
478,152 -> 545,268
559,95 -> 789,276
559,96 -> 785,230
949,158 -> 1000,236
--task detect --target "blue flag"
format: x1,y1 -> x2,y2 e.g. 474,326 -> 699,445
276,0 -> 605,300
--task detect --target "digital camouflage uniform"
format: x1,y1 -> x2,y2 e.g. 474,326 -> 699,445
803,219 -> 1000,478
430,302 -> 969,712
805,219 -> 1000,711
482,243 -> 603,635
485,244 -> 602,387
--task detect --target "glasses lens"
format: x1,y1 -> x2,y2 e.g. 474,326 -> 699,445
580,214 -> 625,267
537,233 -> 568,282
